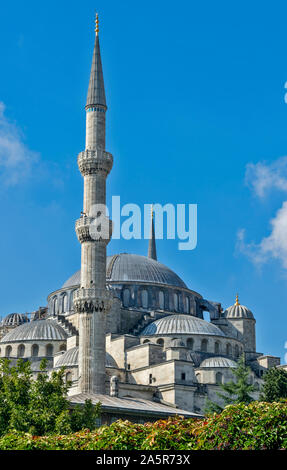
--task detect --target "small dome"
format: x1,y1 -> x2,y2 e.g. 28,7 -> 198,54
62,253 -> 187,289
140,314 -> 225,337
54,347 -> 117,368
1,313 -> 29,327
224,296 -> 254,319
0,320 -> 68,343
200,357 -> 237,368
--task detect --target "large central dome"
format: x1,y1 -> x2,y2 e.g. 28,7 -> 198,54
62,253 -> 187,289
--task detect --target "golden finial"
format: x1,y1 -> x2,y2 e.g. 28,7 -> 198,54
235,293 -> 240,306
151,204 -> 154,219
95,12 -> 99,36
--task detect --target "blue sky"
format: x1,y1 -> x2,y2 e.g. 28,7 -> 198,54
0,0 -> 287,361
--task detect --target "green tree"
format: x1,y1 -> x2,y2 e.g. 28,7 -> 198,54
70,399 -> 101,432
260,367 -> 287,402
0,358 -> 101,435
205,354 -> 255,414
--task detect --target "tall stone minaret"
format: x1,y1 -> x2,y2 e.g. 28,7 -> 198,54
73,15 -> 113,395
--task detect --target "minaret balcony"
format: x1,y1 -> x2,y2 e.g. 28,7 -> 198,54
78,149 -> 113,176
75,216 -> 113,243
73,287 -> 113,314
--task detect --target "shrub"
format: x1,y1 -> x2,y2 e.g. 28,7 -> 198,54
0,401 -> 286,450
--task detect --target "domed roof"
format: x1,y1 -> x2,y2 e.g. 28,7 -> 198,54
224,296 -> 254,319
54,347 -> 117,368
140,314 -> 226,337
200,356 -> 237,368
62,253 -> 187,289
1,313 -> 29,327
0,320 -> 68,343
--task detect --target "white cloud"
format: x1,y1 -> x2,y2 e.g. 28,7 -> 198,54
237,201 -> 287,269
245,156 -> 287,198
0,102 -> 39,186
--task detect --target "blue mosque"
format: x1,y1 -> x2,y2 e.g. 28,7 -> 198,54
0,16 -> 281,423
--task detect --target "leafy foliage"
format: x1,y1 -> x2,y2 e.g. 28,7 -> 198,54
260,367 -> 287,402
0,401 -> 286,450
0,358 -> 100,435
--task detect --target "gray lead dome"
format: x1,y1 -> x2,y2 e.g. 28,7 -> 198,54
54,346 -> 117,368
140,314 -> 226,337
1,313 -> 29,327
0,320 -> 68,343
224,304 -> 254,319
200,357 -> 237,368
62,253 -> 187,289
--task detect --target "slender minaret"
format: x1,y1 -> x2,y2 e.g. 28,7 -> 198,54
73,15 -> 113,394
148,205 -> 157,260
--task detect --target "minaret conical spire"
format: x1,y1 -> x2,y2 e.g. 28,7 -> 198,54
86,13 -> 106,109
148,205 -> 157,261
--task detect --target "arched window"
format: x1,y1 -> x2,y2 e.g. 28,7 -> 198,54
185,297 -> 190,314
66,371 -> 72,383
31,344 -> 39,357
196,373 -> 201,383
215,341 -> 220,354
46,344 -> 53,356
165,294 -> 170,311
143,339 -> 150,344
226,343 -> 231,356
123,289 -> 130,308
187,338 -> 194,350
62,294 -> 68,313
60,344 -> 66,352
18,344 -> 25,358
201,339 -> 208,352
71,290 -> 77,310
216,372 -> 223,384
5,345 -> 12,357
156,338 -> 164,346
53,297 -> 58,316
141,290 -> 148,309
174,293 -> 179,312
234,344 -> 239,358
159,291 -> 164,310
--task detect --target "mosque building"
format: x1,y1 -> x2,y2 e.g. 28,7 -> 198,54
0,16 -> 281,423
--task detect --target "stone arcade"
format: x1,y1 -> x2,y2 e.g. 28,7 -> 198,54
0,17 -> 281,423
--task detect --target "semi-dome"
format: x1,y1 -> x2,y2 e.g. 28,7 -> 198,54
200,357 -> 237,368
62,253 -> 187,289
0,320 -> 68,343
1,313 -> 29,327
224,295 -> 254,319
140,314 -> 226,337
54,346 -> 117,368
